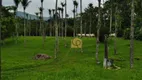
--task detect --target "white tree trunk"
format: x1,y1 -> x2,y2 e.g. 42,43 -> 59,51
64,0 -> 67,47
24,10 -> 26,47
96,0 -> 101,64
114,6 -> 118,55
80,0 -> 83,38
55,0 -> 59,59
110,0 -> 112,33
130,0 -> 134,68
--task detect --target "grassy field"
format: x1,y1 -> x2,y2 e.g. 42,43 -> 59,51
1,36 -> 142,80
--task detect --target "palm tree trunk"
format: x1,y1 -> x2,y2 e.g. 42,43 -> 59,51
50,15 -> 52,36
36,18 -> 38,36
64,0 -> 67,47
103,35 -> 108,68
80,0 -> 82,38
96,0 -> 101,64
89,13 -> 92,37
29,20 -> 31,36
0,0 -> 2,73
61,12 -> 64,38
55,0 -> 58,59
24,9 -> 26,47
39,18 -> 41,36
0,0 -> 2,6
29,21 -> 31,36
110,0 -> 112,33
114,6 -> 118,55
65,0 -> 67,37
75,7 -> 78,37
15,13 -> 18,44
130,0 -> 134,68
41,2 -> 45,48
0,0 -> 2,44
73,6 -> 76,37
59,11 -> 61,37
84,22 -> 86,37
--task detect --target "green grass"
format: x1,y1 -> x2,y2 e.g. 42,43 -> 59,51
1,36 -> 142,80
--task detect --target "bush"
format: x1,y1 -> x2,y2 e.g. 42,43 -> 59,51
123,28 -> 130,39
99,27 -> 109,42
117,29 -> 124,37
135,32 -> 142,41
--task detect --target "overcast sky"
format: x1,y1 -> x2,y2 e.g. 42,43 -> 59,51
2,0 -> 106,18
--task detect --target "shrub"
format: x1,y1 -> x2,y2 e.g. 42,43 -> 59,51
123,28 -> 130,39
135,32 -> 142,41
117,29 -> 124,37
99,27 -> 109,42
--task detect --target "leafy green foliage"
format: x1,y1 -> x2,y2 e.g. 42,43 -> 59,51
123,28 -> 130,40
135,31 -> 142,41
1,17 -> 15,40
99,27 -> 109,42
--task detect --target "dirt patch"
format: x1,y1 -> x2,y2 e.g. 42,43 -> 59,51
34,54 -> 52,60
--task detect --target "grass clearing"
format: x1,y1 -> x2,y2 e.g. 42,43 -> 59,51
1,36 -> 142,80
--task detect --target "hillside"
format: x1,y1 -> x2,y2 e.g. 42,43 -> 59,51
16,11 -> 50,21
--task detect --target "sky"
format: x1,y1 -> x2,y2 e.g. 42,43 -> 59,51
2,0 -> 106,18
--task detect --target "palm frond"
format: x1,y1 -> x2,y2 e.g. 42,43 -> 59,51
13,0 -> 21,8
21,0 -> 31,10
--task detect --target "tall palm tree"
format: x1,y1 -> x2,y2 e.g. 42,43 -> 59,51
114,4 -> 118,55
52,9 -> 55,36
0,0 -> 2,49
109,0 -> 112,33
28,16 -> 31,36
73,0 -> 78,37
58,7 -> 62,36
89,3 -> 93,37
0,0 -> 2,6
40,0 -> 45,48
26,13 -> 29,36
35,12 -> 39,36
61,8 -> 64,38
13,0 -> 21,44
0,0 -> 2,72
64,0 -> 67,47
80,0 -> 83,38
130,0 -> 134,68
61,2 -> 65,38
74,0 -> 78,36
55,0 -> 58,59
96,0 -> 101,64
72,9 -> 76,37
21,0 -> 31,47
52,9 -> 55,17
39,7 -> 43,36
48,9 -> 52,36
